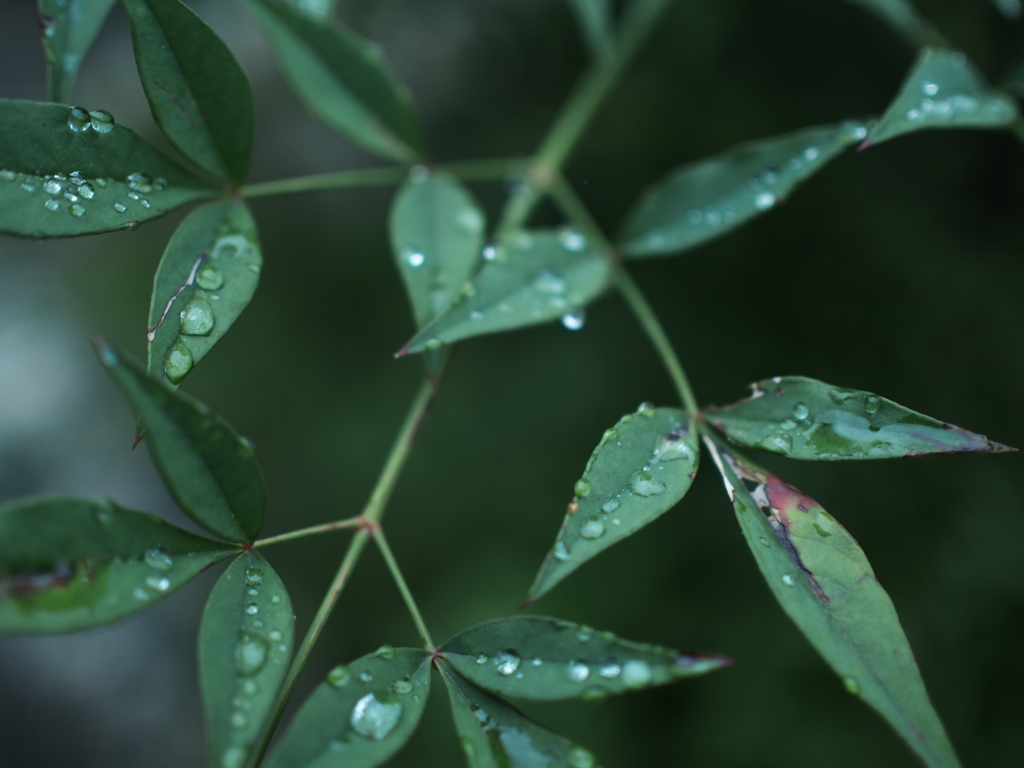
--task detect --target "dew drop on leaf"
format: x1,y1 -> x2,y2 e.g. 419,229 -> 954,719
567,660 -> 591,682
89,110 -> 115,133
350,692 -> 403,740
180,298 -> 215,336
580,517 -> 605,539
621,659 -> 652,689
327,665 -> 351,687
236,632 -> 269,676
495,649 -> 521,676
568,745 -> 597,768
164,340 -> 194,384
67,106 -> 91,132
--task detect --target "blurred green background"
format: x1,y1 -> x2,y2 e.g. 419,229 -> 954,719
1,0 -> 1023,766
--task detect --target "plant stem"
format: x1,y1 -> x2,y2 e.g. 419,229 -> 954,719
374,529 -> 435,650
240,157 -> 527,200
251,517 -> 362,549
244,377 -> 437,768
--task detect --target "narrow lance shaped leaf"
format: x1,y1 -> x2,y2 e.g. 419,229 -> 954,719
147,200 -> 262,388
0,497 -> 234,634
703,437 -> 961,768
38,0 -> 118,103
241,0 -> 426,162
398,229 -> 611,355
264,646 -> 431,768
618,120 -> 867,258
843,0 -> 936,47
389,167 -> 486,330
440,615 -> 728,702
440,664 -> 602,768
199,551 -> 294,768
707,376 -> 1014,460
0,100 -> 215,238
567,0 -> 613,59
863,48 -> 1019,148
527,405 -> 699,603
95,340 -> 267,543
121,0 -> 255,183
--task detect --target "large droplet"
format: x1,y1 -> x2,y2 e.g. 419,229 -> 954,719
628,470 -> 665,497
197,265 -> 224,290
599,659 -> 622,679
553,541 -> 572,561
235,632 -> 270,676
164,340 -> 194,384
43,178 -> 62,195
245,568 -> 265,586
327,665 -> 351,688
792,402 -> 810,421
180,297 -> 215,336
574,478 -> 591,498
495,649 -> 521,676
67,106 -> 91,132
864,396 -> 880,414
89,110 -> 115,133
350,692 -> 403,741
567,660 -> 591,683
579,517 -> 605,540
621,659 -> 653,689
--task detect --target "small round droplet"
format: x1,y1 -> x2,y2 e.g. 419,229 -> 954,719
133,587 -> 148,601
621,659 -> 652,689
197,265 -> 224,290
495,649 -> 521,676
44,178 -> 62,195
599,659 -> 622,679
842,675 -> 861,695
580,517 -> 605,540
127,172 -> 154,193
89,110 -> 115,133
375,644 -> 395,659
782,573 -> 797,587
567,660 -> 591,683
576,625 -> 594,642
145,574 -> 171,592
248,588 -> 259,597
405,249 -> 425,268
230,712 -> 248,730
759,536 -> 770,547
553,540 -> 572,561
221,747 -> 246,768
561,310 -> 586,331
113,202 -> 127,213
269,630 -> 282,642
482,244 -> 498,261
574,478 -> 591,498
245,568 -> 265,586
180,297 -> 215,336
0,169 -> 16,182
476,653 -> 489,664
327,665 -> 352,687
629,470 -> 665,497
568,745 -> 597,768
246,603 -> 259,615
754,191 -> 776,210
235,632 -> 269,676
70,203 -> 85,217
350,692 -> 403,741
559,229 -> 587,252
164,340 -> 194,384
792,402 -> 809,421
601,499 -> 620,514
864,395 -> 880,414
393,677 -> 414,695
270,594 -> 281,605
360,671 -> 373,682
44,199 -> 59,212
78,182 -> 95,199
67,106 -> 91,132
145,547 -> 174,571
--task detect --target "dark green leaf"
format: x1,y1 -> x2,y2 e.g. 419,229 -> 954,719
991,0 -> 1022,21
844,0 -> 934,46
864,48 -> 1019,148
1004,57 -> 1024,98
199,550 -> 294,768
95,339 -> 267,543
265,646 -> 431,768
440,664 -> 602,768
38,0 -> 118,103
121,0 -> 255,183
146,200 -> 262,387
703,437 -> 961,768
568,0 -> 613,59
707,376 -> 1013,460
0,496 -> 233,634
241,0 -> 426,162
440,615 -> 727,701
527,405 -> 698,602
618,121 -> 865,258
0,99 -> 215,237
398,229 -> 611,355
389,168 -> 485,330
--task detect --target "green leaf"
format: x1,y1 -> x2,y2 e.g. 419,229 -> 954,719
265,646 -> 431,768
146,200 -> 262,387
38,0 -> 118,103
706,376 -> 1014,460
0,496 -> 233,634
440,615 -> 727,702
863,48 -> 1019,148
527,405 -> 698,603
991,0 -> 1022,21
618,121 -> 865,258
199,550 -> 294,768
703,437 -> 961,768
0,99 -> 215,238
397,229 -> 611,355
121,0 -> 255,183
389,168 -> 485,330
95,339 -> 267,543
241,0 -> 426,162
567,0 -> 613,59
440,664 -> 602,768
843,0 -> 934,46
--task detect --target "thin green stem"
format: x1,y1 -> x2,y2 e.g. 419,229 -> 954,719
374,529 -> 435,650
240,157 -> 527,200
244,377 -> 437,768
251,517 -> 362,549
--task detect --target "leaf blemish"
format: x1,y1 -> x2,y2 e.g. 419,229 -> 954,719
147,252 -> 205,342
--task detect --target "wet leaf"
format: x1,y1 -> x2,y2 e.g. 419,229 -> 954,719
863,48 -> 1019,148
706,376 -> 1014,460
95,340 -> 267,543
527,405 -> 698,602
618,121 -> 865,258
0,496 -> 233,634
199,550 -> 294,768
843,0 -> 934,46
0,99 -> 215,237
241,0 -> 426,162
440,615 -> 727,701
121,0 -> 255,183
568,0 -> 613,59
704,438 -> 961,768
265,647 -> 431,768
397,229 -> 611,355
440,664 -> 602,768
38,0 -> 118,103
146,200 -> 262,388
389,168 -> 485,330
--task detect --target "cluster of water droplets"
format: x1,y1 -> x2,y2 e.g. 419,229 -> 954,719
903,69 -> 1016,126
755,389 -> 885,454
323,646 -> 418,745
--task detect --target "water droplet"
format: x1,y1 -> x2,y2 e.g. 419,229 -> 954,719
246,603 -> 259,616
78,182 -> 95,199
629,470 -> 665,497
360,671 -> 373,682
686,208 -> 703,225
458,207 -> 483,232
533,269 -> 566,294
70,203 -> 85,217
561,310 -> 586,331
64,189 -> 79,202
221,747 -> 246,768
568,745 -> 597,768
530,657 -> 543,667
404,249 -> 425,268
393,677 -> 414,695
576,625 -> 594,642
792,402 -> 809,421
236,632 -> 269,675
140,199 -> 151,209
574,478 -> 591,498
230,712 -> 248,730
621,659 -> 653,689
759,536 -> 770,547
164,340 -> 194,384
782,573 -> 797,587
133,587 -> 148,601
245,568 -> 265,586
654,429 -> 694,462
476,653 -> 489,664
864,395 -> 880,414
553,540 -> 572,560
495,649 -> 521,676
128,191 -> 140,200
89,110 -> 115,133
803,146 -> 820,162
197,265 -> 224,291
424,338 -> 442,351
21,177 -> 38,193
469,310 -> 484,321
567,660 -> 590,683
127,172 -> 154,193
601,499 -> 620,514
559,229 -> 587,252
410,165 -> 429,184
754,192 -> 776,210
144,548 -> 174,571
67,106 -> 91,132
113,202 -> 127,213
842,675 -> 860,695
270,594 -> 281,604
0,169 -> 16,182
247,588 -> 259,597
375,644 -> 395,659
268,630 -> 282,642
482,244 -> 498,261
145,573 -> 171,591
580,517 -> 605,539
44,199 -> 59,212
350,692 -> 403,740
242,680 -> 259,695
327,665 -> 351,687
840,121 -> 868,141
43,178 -> 62,195
180,297 -> 215,336
599,659 -> 622,678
